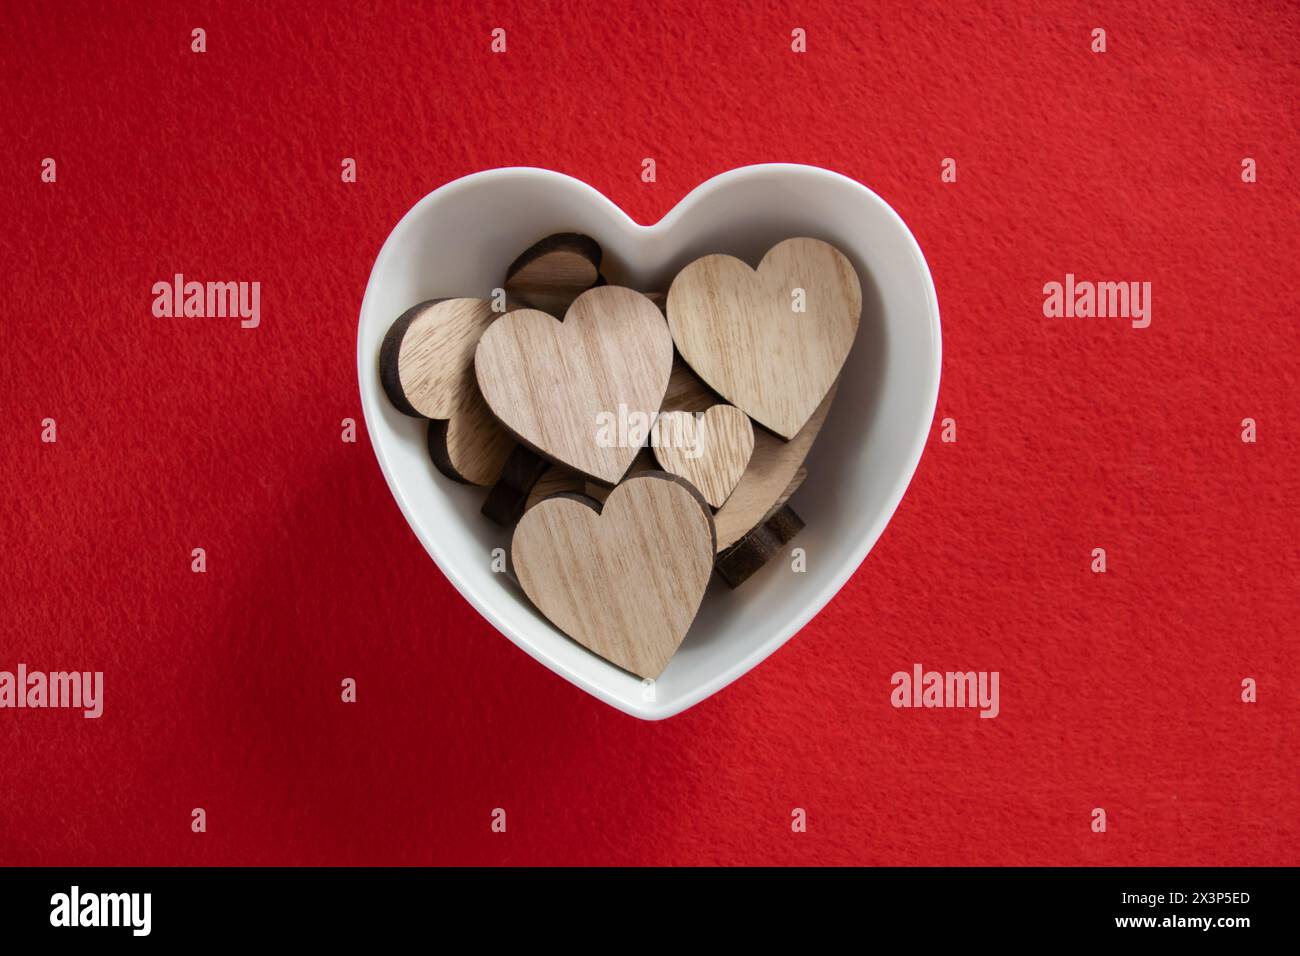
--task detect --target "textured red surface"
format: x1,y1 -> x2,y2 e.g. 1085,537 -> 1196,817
2,0 -> 1297,866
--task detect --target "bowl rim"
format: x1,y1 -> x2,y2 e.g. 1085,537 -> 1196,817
356,163 -> 942,719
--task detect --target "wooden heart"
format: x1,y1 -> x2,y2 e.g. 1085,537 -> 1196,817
379,298 -> 513,485
475,286 -> 674,485
651,406 -> 754,508
666,237 -> 861,439
713,381 -> 838,552
504,233 -> 603,315
716,467 -> 807,588
511,472 -> 715,679
661,359 -> 838,553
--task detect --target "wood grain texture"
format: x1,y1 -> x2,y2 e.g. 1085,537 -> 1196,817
379,297 -> 513,485
666,237 -> 860,439
503,233 -> 602,316
651,405 -> 754,508
426,386 -> 516,486
511,472 -> 716,679
712,382 -> 837,552
480,444 -> 550,527
475,286 -> 674,485
379,298 -> 494,418
768,465 -> 808,515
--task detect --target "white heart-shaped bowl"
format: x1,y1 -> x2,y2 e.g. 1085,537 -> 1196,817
357,164 -> 941,719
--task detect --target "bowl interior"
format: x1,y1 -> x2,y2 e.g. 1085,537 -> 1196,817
357,165 -> 940,718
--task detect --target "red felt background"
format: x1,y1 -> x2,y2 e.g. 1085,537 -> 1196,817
1,0 -> 1296,866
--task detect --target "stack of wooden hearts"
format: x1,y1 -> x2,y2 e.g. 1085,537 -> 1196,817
380,233 -> 861,680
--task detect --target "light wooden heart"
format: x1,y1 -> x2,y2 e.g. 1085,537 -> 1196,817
666,237 -> 861,439
475,286 -> 674,485
651,406 -> 754,508
713,381 -> 838,552
512,472 -> 715,679
379,298 -> 513,485
660,359 -> 838,553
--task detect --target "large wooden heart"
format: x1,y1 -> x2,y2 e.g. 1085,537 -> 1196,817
475,286 -> 673,485
666,237 -> 861,439
511,473 -> 716,679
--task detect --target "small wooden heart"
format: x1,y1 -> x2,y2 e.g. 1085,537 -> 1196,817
475,286 -> 674,485
511,472 -> 716,679
663,359 -> 838,553
651,405 -> 754,508
504,233 -> 603,315
666,237 -> 861,439
379,298 -> 513,485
